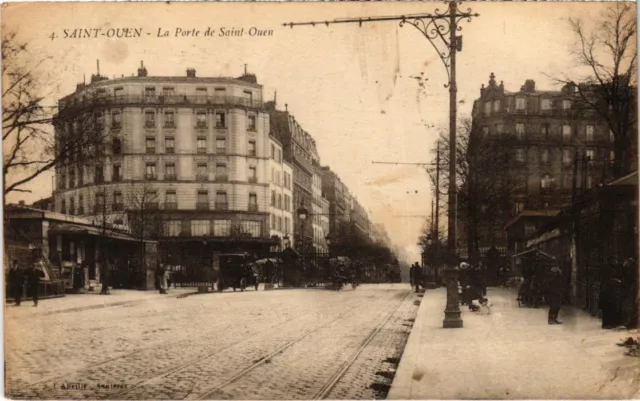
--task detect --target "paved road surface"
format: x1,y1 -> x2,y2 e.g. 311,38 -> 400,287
5,284 -> 418,400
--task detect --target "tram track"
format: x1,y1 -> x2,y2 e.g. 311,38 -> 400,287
108,293 -> 376,400
195,290 -> 412,401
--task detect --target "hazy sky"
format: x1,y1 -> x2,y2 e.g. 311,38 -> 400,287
3,2 -> 612,262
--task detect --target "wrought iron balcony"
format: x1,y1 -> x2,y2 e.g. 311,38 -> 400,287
63,94 -> 264,110
215,202 -> 228,211
164,202 -> 177,210
112,203 -> 124,211
196,174 -> 209,182
196,202 -> 210,210
215,174 -> 228,182
248,204 -> 259,212
164,174 -> 176,181
248,177 -> 258,183
196,121 -> 208,129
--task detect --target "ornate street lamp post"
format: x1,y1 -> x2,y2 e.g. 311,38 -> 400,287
284,1 -> 477,328
297,201 -> 308,285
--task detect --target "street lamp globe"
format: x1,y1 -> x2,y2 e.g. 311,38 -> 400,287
297,201 -> 308,221
325,234 -> 331,246
283,234 -> 290,248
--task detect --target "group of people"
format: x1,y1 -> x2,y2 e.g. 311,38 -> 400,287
7,259 -> 45,307
600,257 -> 638,330
458,262 -> 487,308
409,262 -> 423,293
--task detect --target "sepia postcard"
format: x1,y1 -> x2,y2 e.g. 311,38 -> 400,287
2,1 -> 639,400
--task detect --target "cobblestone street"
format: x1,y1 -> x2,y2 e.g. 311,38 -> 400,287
5,284 -> 418,400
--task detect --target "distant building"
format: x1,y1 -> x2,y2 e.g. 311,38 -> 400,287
268,134 -> 294,251
321,166 -> 352,235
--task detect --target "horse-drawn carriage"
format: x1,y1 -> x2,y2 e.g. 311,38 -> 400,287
218,253 -> 259,292
328,257 -> 357,291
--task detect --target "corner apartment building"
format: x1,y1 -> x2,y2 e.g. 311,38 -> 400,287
350,198 -> 370,237
463,73 -> 615,259
52,63 -> 277,272
268,134 -> 294,251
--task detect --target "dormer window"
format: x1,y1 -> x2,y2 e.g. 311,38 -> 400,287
516,97 -> 526,110
562,99 -> 572,110
493,100 -> 500,112
541,98 -> 552,110
484,101 -> 491,116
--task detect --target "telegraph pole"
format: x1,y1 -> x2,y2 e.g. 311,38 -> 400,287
285,1 -> 478,328
434,142 -> 441,284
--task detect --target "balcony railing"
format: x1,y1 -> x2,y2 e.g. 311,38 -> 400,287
215,202 -> 228,211
165,147 -> 175,154
196,174 -> 209,182
112,175 -> 122,182
93,204 -> 105,213
164,121 -> 176,129
165,202 -> 177,210
112,203 -> 124,211
164,174 -> 176,181
62,95 -> 265,111
145,202 -> 159,210
215,174 -> 228,182
248,177 -> 257,183
196,121 -> 208,129
144,121 -> 156,128
196,202 -> 209,210
145,174 -> 157,181
215,123 -> 227,129
146,147 -> 156,154
197,147 -> 207,154
248,204 -> 258,212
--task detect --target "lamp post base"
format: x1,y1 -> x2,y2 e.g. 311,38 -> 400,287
443,310 -> 463,328
442,267 -> 463,329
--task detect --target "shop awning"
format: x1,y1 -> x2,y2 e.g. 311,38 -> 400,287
48,222 -> 140,242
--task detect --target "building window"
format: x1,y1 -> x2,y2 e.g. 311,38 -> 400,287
562,99 -> 572,110
145,163 -> 157,180
163,220 -> 181,237
277,217 -> 282,231
78,195 -> 84,214
586,125 -> 594,142
249,166 -> 257,183
216,138 -> 226,153
112,137 -> 122,155
145,190 -> 158,209
144,86 -> 156,98
563,149 -> 572,165
277,194 -> 282,209
165,136 -> 175,153
216,191 -> 228,210
563,174 -> 573,189
516,97 -> 525,110
145,111 -> 155,128
515,202 -> 525,214
541,98 -> 551,110
216,164 -> 227,181
516,123 -> 525,139
541,174 -> 552,189
541,123 -> 550,136
197,136 -> 207,154
196,163 -> 208,181
162,87 -> 175,97
95,193 -> 104,212
146,137 -> 156,154
196,87 -> 207,97
516,148 -> 525,162
164,111 -> 175,128
482,126 -> 489,138
484,101 -> 491,116
541,149 -> 549,163
111,111 -> 122,129
112,164 -> 122,182
285,195 -> 290,212
493,100 -> 500,112
496,124 -> 504,134
248,115 -> 257,131
213,219 -> 231,236
271,144 -> 275,159
610,150 -> 615,161
249,193 -> 258,211
95,165 -> 104,183
277,149 -> 282,163
197,190 -> 209,210
271,214 -> 276,228
587,175 -> 593,189
609,130 -> 615,142
165,191 -> 177,210
214,87 -> 226,96
165,163 -> 176,180
562,125 -> 572,140
241,220 -> 262,237
113,191 -> 123,210
196,111 -> 207,128
586,149 -> 595,161
191,220 -> 210,237
248,140 -> 256,156
69,197 -> 75,215
215,111 -> 226,128
271,190 -> 276,206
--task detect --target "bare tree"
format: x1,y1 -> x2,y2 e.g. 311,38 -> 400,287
2,28 -> 108,197
560,3 -> 637,177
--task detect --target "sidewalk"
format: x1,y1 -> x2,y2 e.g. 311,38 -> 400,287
4,287 -> 198,318
389,287 -> 640,400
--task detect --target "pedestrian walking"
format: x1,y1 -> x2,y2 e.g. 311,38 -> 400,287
25,262 -> 45,307
547,266 -> 565,325
409,262 -> 422,293
156,263 -> 167,294
8,259 -> 24,306
100,260 -> 111,295
600,259 -> 624,329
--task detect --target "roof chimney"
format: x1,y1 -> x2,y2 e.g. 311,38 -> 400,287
186,68 -> 196,78
137,61 -> 148,77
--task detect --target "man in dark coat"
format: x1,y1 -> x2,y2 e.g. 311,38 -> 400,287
409,262 -> 421,293
547,266 -> 565,324
600,259 -> 624,329
25,262 -> 45,307
100,260 -> 111,295
8,259 -> 24,306
156,264 -> 167,294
